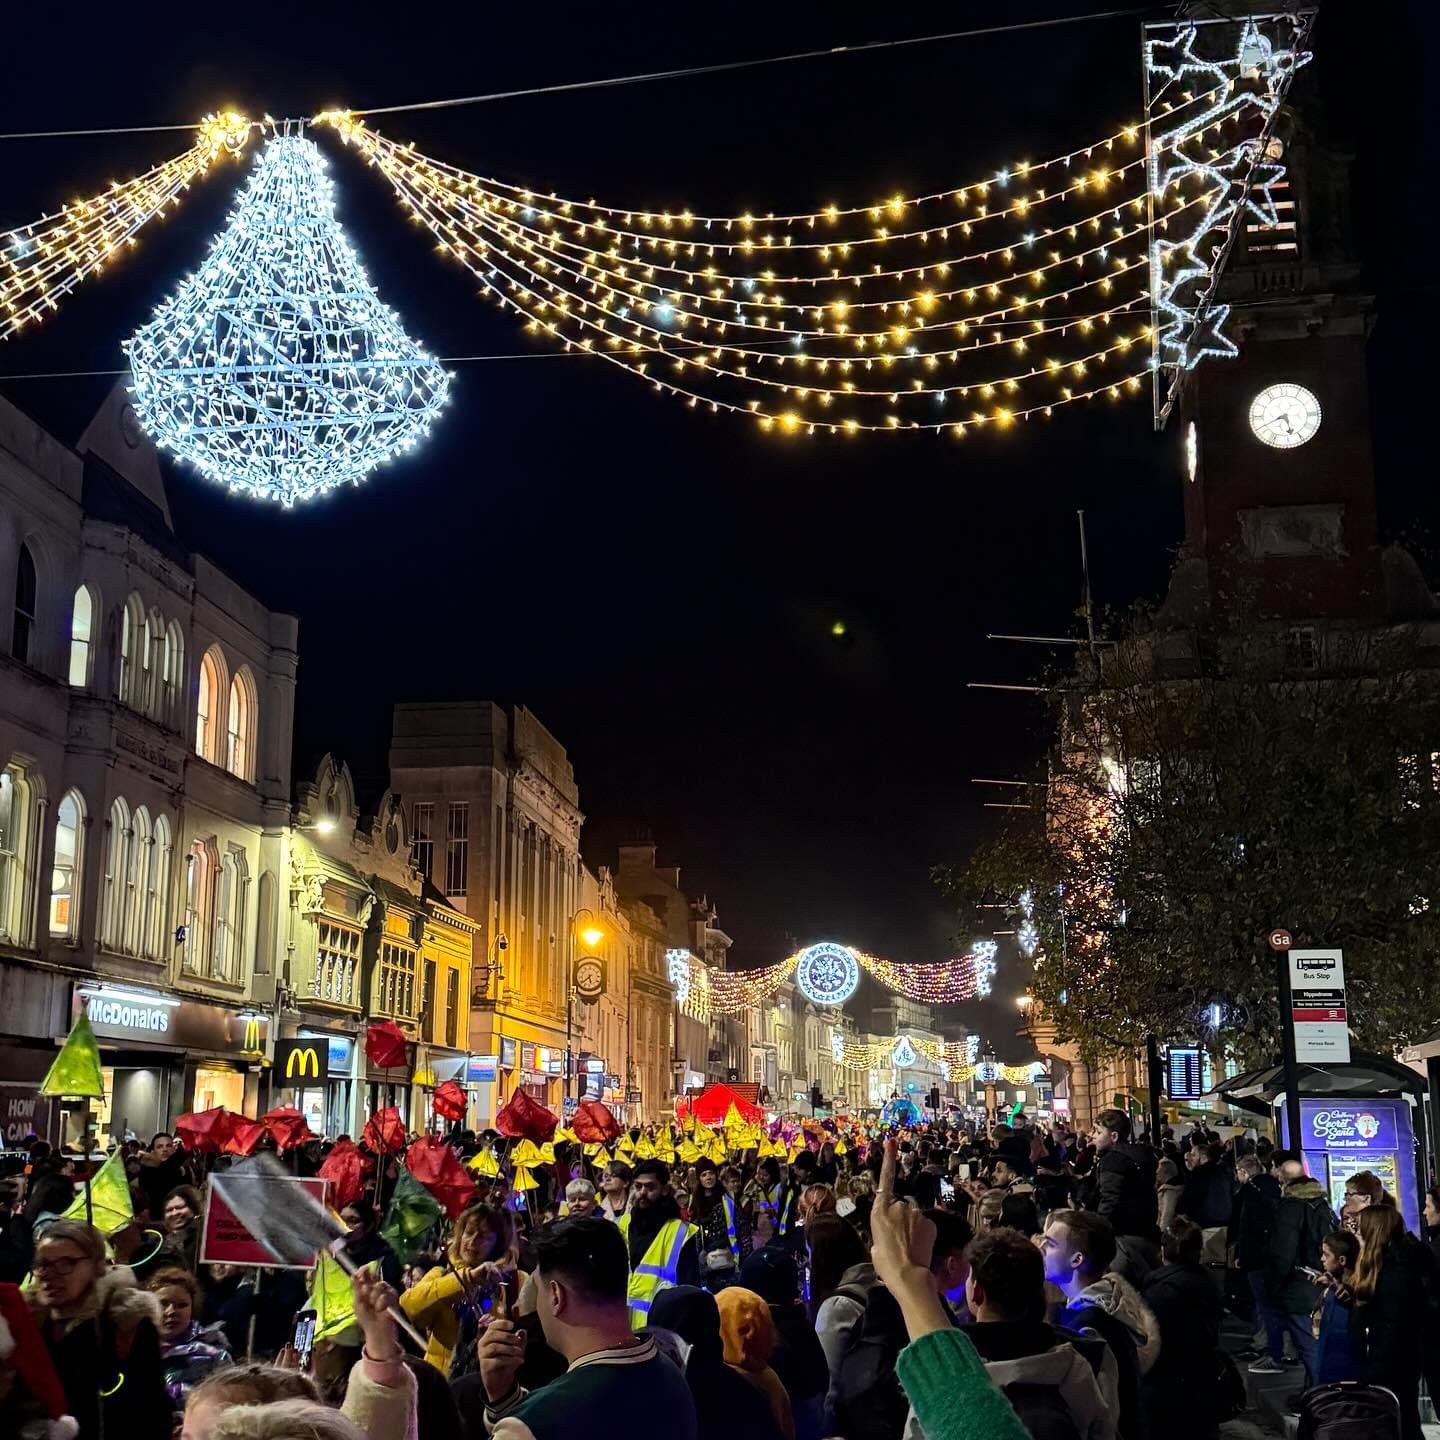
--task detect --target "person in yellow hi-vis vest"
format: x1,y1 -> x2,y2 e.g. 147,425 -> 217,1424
617,1159 -> 699,1329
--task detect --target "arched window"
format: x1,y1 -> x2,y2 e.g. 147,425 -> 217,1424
196,647 -> 225,762
162,622 -> 184,727
226,667 -> 256,782
118,594 -> 145,705
144,814 -> 173,960
139,613 -> 156,716
125,807 -> 151,955
255,869 -> 277,975
184,837 -> 219,974
68,586 -> 94,687
213,845 -> 249,982
49,789 -> 84,938
0,760 -> 38,945
101,797 -> 131,952
12,543 -> 37,665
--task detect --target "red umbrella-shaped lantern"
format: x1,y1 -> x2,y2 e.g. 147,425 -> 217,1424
175,1107 -> 232,1154
362,1106 -> 407,1155
431,1080 -> 467,1123
365,1021 -> 409,1071
495,1088 -> 557,1143
259,1105 -> 316,1153
318,1137 -> 365,1210
571,1100 -> 622,1144
404,1135 -> 476,1219
223,1116 -> 267,1157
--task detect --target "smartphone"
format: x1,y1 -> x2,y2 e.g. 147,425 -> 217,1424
939,1179 -> 956,1202
965,1161 -> 978,1180
291,1309 -> 317,1369
1300,1265 -> 1323,1279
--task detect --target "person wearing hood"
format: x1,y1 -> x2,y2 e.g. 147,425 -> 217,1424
738,1247 -> 828,1440
1042,1209 -> 1159,1440
1258,1154 -> 1335,1383
649,1284 -> 785,1440
1074,1111 -> 1158,1284
617,1160 -> 699,1329
147,1265 -> 233,1415
1140,1221 -> 1221,1440
340,1197 -> 403,1290
25,1218 -> 171,1439
715,1285 -> 795,1440
964,1227 -> 1117,1440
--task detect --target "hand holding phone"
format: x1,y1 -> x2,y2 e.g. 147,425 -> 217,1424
291,1309 -> 317,1370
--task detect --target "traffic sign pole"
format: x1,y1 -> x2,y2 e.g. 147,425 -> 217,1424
1270,928 -> 1303,1156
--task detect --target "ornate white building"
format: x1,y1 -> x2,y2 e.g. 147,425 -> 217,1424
0,384 -> 296,1146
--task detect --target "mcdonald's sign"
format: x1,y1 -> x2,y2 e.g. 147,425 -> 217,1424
274,1038 -> 328,1084
241,1016 -> 263,1058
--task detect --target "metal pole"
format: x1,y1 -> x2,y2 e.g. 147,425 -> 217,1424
1145,1034 -> 1163,1146
1078,509 -> 1097,654
1276,944 -> 1303,1154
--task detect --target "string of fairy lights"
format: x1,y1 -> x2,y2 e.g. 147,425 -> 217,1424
665,940 -> 999,1023
0,14 -> 1312,496
0,112 -> 251,343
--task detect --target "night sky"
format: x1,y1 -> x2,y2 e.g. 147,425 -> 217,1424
3,5 -> 1435,1045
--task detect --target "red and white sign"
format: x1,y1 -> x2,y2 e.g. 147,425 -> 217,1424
200,1175 -> 329,1268
1288,949 -> 1350,1064
1268,928 -> 1293,952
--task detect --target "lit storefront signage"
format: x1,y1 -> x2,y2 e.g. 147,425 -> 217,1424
467,1055 -> 499,1084
74,986 -> 268,1055
500,1037 -> 517,1069
1285,1097 -> 1420,1234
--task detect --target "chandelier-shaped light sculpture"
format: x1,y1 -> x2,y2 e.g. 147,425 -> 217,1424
125,132 -> 449,505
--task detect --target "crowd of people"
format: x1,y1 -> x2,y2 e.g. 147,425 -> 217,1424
1,1105 -> 1438,1440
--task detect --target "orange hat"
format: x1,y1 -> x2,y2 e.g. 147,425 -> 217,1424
715,1284 -> 775,1373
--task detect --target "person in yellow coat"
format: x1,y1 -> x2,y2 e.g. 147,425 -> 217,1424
401,1200 -> 519,1373
617,1160 -> 699,1329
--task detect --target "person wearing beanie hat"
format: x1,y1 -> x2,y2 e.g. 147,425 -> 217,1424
715,1286 -> 795,1440
689,1158 -> 750,1291
737,1249 -> 827,1440
0,1281 -> 79,1439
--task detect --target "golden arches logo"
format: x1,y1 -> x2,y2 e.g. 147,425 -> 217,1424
242,1017 -> 261,1053
285,1047 -> 320,1080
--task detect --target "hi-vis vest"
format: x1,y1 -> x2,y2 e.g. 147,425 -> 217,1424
618,1214 -> 695,1329
758,1183 -> 788,1236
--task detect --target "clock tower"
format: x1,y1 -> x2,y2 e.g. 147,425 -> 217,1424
1174,98 -> 1381,624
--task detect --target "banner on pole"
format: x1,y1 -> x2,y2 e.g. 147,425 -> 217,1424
201,1173 -> 330,1268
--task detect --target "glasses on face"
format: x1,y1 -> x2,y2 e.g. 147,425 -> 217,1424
34,1255 -> 85,1278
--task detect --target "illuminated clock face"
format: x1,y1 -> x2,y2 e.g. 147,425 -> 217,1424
1184,420 -> 1198,482
1249,382 -> 1321,449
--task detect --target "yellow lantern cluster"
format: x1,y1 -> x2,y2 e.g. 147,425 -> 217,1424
316,79 -> 1249,436
0,112 -> 251,343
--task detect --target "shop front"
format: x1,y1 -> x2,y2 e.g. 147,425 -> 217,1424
271,1029 -> 359,1139
416,1046 -> 470,1133
66,983 -> 268,1147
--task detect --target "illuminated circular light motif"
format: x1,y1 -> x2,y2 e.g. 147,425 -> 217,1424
975,1060 -> 1002,1084
795,942 -> 860,1007
891,1036 -> 919,1068
125,134 -> 450,506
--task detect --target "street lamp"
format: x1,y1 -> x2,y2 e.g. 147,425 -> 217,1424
566,909 -> 605,1103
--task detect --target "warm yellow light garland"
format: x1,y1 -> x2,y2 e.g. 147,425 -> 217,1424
0,112 -> 251,342
316,84 -> 1250,435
